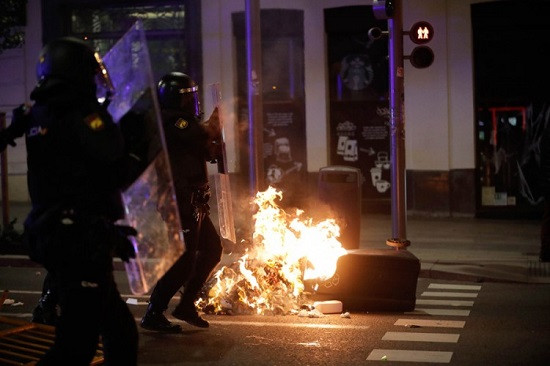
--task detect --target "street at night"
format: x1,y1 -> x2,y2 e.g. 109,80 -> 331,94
2,1 -> 550,365
2,213 -> 550,365
2,266 -> 550,365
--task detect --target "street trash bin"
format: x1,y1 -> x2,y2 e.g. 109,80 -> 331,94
318,166 -> 361,249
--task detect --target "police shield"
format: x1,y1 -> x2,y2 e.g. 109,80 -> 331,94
210,83 -> 236,244
102,20 -> 185,295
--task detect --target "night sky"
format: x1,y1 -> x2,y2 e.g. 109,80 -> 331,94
472,1 -> 550,104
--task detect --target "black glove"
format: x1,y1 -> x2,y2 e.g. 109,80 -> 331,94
111,224 -> 138,262
0,130 -> 16,152
0,104 -> 31,152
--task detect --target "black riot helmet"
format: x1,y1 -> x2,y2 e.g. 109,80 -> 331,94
35,36 -> 114,96
157,72 -> 200,118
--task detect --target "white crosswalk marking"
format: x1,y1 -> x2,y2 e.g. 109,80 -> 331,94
421,291 -> 478,298
416,299 -> 474,306
412,308 -> 471,316
428,283 -> 482,291
367,349 -> 453,363
394,319 -> 466,328
367,282 -> 482,363
382,331 -> 460,343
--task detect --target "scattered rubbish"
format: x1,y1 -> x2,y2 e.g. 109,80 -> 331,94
308,309 -> 323,318
1,299 -> 22,306
340,312 -> 351,318
405,324 -> 421,328
298,309 -> 309,317
125,298 -> 148,306
297,309 -> 324,318
313,300 -> 342,314
0,291 -> 8,308
381,355 -> 388,361
35,271 -> 41,276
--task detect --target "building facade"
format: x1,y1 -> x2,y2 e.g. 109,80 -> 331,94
0,0 -> 544,219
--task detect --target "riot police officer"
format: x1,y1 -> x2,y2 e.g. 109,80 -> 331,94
140,72 -> 224,332
0,37 -> 138,365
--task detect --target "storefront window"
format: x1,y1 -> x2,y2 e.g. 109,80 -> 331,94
68,4 -> 187,83
232,9 -> 307,206
477,106 -> 526,208
325,5 -> 390,214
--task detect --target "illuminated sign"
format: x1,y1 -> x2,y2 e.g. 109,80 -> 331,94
409,21 -> 434,45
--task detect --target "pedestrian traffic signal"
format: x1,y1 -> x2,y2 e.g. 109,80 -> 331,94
409,21 -> 434,44
408,46 -> 434,69
407,21 -> 434,68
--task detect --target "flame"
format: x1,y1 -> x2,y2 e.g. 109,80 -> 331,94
199,186 -> 347,315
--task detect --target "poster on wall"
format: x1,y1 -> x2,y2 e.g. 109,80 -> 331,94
263,101 -> 307,207
236,100 -> 307,207
329,101 -> 391,201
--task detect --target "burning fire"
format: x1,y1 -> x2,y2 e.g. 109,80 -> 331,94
199,186 -> 347,315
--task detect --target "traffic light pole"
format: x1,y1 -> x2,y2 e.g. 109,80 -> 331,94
246,0 -> 264,196
387,0 -> 410,247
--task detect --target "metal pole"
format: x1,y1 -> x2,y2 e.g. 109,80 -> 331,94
0,112 -> 9,228
245,0 -> 264,195
387,0 -> 408,246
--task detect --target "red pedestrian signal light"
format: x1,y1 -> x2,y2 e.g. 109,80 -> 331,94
407,21 -> 434,68
409,21 -> 434,45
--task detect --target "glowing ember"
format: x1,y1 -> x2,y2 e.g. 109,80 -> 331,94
198,186 -> 347,315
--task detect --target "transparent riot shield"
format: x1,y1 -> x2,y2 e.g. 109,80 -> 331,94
210,83 -> 236,244
102,20 -> 184,295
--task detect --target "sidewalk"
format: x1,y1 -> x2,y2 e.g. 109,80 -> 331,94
359,214 -> 550,284
2,201 -> 549,284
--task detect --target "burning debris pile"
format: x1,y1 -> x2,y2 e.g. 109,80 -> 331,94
198,186 -> 347,315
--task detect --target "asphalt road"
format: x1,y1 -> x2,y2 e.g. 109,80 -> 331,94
2,264 -> 550,365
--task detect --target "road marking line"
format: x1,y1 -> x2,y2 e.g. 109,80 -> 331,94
421,291 -> 478,298
166,319 -> 371,330
382,331 -> 460,343
416,299 -> 474,307
367,349 -> 453,363
2,290 -> 41,295
394,319 -> 466,328
411,308 -> 470,316
428,283 -> 481,291
5,290 -> 155,301
3,314 -> 370,331
0,312 -> 32,318
121,294 -> 152,300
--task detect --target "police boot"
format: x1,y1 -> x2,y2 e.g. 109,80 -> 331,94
31,290 -> 58,326
172,301 -> 209,328
141,303 -> 182,333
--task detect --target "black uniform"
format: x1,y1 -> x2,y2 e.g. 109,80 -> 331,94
141,72 -> 223,331
3,37 -> 138,365
539,106 -> 550,262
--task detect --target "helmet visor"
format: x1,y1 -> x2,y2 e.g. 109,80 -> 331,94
182,89 -> 201,117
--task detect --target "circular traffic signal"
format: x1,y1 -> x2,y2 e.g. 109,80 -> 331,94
409,21 -> 434,45
409,46 -> 434,68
